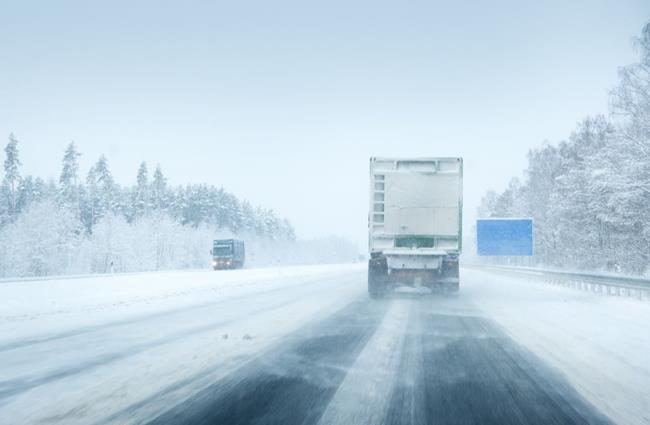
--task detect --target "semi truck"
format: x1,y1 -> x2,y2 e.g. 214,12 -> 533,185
211,239 -> 245,270
368,157 -> 463,296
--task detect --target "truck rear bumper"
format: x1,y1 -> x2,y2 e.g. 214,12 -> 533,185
387,269 -> 458,286
369,251 -> 459,289
385,254 -> 441,271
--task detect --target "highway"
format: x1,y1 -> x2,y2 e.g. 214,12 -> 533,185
0,265 -> 648,424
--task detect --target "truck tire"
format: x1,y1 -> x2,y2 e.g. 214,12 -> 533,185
368,257 -> 388,298
442,257 -> 460,293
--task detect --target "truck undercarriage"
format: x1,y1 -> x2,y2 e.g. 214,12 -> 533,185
368,252 -> 460,297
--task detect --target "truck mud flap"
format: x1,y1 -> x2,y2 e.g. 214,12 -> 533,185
368,257 -> 388,298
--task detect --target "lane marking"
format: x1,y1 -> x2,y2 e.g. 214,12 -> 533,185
318,298 -> 410,425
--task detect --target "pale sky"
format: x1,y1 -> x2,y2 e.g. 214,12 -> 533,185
1,0 -> 649,248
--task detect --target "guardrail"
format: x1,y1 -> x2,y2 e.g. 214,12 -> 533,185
467,264 -> 650,301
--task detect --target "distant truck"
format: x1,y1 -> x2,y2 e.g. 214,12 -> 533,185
368,157 -> 463,296
211,239 -> 245,270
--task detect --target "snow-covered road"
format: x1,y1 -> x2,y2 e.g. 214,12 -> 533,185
0,265 -> 648,424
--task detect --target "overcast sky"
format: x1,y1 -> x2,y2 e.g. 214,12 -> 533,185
2,0 -> 649,248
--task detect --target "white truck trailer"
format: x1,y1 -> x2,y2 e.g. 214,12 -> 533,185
368,157 -> 463,296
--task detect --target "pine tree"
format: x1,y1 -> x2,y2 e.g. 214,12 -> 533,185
3,133 -> 21,218
241,200 -> 256,232
0,184 -> 9,225
82,166 -> 98,232
151,164 -> 168,211
94,155 -> 114,188
94,155 -> 116,215
133,161 -> 149,218
17,176 -> 36,212
59,142 -> 82,212
136,161 -> 148,188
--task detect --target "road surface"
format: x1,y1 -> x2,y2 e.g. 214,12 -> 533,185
0,264 -> 648,424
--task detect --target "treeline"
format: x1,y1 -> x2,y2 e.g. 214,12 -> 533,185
477,21 -> 650,275
0,140 -> 355,278
1,140 -> 294,238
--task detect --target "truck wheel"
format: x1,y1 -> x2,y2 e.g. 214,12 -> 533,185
442,257 -> 460,293
368,257 -> 388,298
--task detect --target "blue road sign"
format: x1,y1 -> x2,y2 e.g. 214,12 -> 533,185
476,218 -> 533,256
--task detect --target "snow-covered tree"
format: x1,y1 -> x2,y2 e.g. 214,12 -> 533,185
59,142 -> 81,212
151,164 -> 168,211
132,161 -> 150,218
3,133 -> 21,219
81,166 -> 99,232
16,176 -> 49,213
91,155 -> 117,220
0,199 -> 85,277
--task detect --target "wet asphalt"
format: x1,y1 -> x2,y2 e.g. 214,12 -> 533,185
148,292 -> 612,425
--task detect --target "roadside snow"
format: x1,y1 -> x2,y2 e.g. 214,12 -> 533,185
463,268 -> 650,425
0,263 -> 366,424
0,264 -> 362,344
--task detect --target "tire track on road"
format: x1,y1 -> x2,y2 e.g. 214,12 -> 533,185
0,275 -> 361,402
145,298 -> 391,425
151,291 -> 616,425
383,297 -> 614,424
